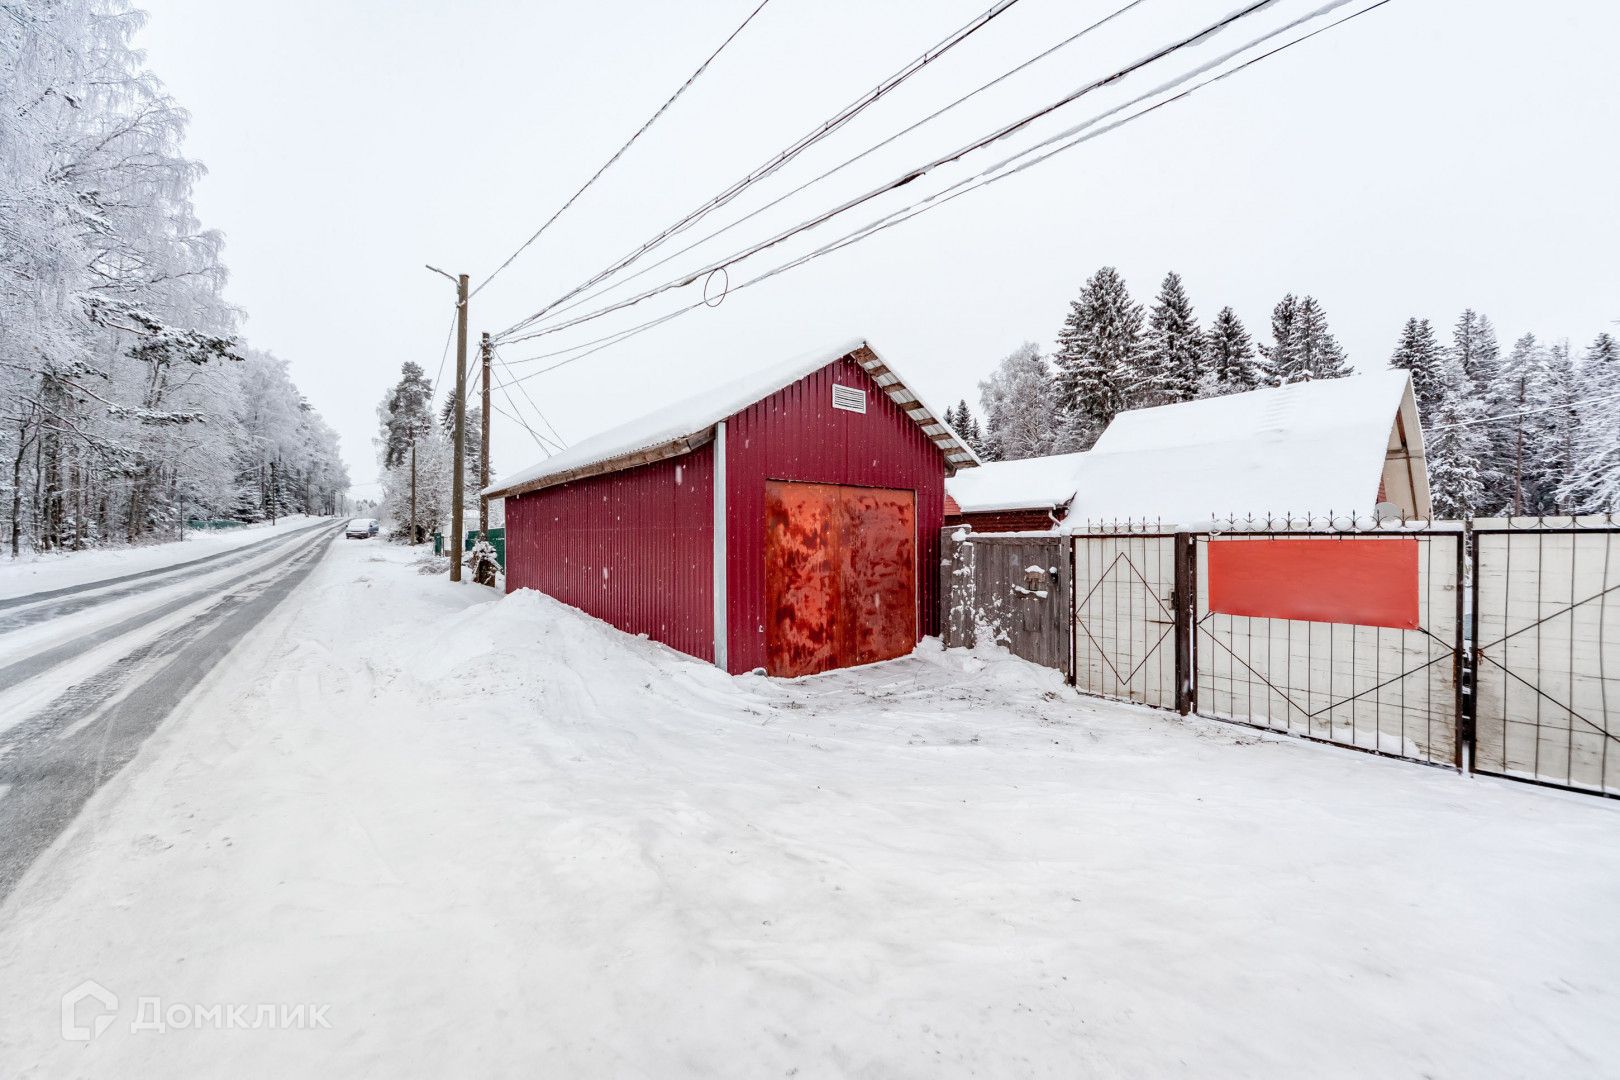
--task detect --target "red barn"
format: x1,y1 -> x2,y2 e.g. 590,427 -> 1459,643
483,340 -> 979,677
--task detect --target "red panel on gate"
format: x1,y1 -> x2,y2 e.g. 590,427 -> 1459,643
1207,538 -> 1421,630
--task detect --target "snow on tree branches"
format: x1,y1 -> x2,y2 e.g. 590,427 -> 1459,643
970,265 -> 1615,518
1,0 -> 347,556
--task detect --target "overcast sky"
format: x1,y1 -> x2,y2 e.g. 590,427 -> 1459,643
133,0 -> 1619,497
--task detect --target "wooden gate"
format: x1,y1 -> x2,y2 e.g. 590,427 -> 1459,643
764,481 -> 916,678
1472,522 -> 1620,796
938,531 -> 1071,675
1071,531 -> 1181,709
1194,528 -> 1463,767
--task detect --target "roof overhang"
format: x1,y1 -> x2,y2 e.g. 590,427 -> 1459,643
847,344 -> 979,472
484,429 -> 715,500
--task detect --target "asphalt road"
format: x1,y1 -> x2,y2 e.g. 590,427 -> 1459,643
0,521 -> 344,904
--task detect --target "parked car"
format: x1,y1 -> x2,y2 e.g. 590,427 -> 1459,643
345,518 -> 374,540
367,519 -> 379,537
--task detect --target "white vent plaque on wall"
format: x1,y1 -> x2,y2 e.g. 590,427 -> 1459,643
831,383 -> 867,414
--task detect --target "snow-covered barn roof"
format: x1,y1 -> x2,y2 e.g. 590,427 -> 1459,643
1066,370 -> 1427,528
945,451 -> 1089,513
484,338 -> 979,499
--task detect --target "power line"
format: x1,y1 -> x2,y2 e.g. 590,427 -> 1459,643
497,0 -> 1298,347
488,366 -> 563,453
493,0 -> 1029,342
492,346 -> 569,448
469,0 -> 776,301
1431,391 -> 1620,431
533,0 -> 1153,331
488,0 -> 1394,392
489,399 -> 554,454
430,306 -> 458,393
491,0 -> 1388,388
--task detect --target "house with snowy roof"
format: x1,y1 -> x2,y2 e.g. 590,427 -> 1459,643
943,450 -> 1089,532
946,370 -> 1429,531
484,339 -> 979,678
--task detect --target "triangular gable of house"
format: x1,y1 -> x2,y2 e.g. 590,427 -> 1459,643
1064,370 -> 1428,528
484,338 -> 979,499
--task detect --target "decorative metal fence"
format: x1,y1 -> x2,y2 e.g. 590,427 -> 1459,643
1472,519 -> 1620,796
1070,528 -> 1185,710
1193,523 -> 1463,769
943,515 -> 1620,799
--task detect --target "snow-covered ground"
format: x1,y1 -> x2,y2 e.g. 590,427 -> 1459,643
1,538 -> 1617,1078
0,515 -> 329,601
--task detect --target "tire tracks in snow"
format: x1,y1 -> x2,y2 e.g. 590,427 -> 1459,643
0,526 -> 341,906
0,524 -> 342,693
0,519 -> 331,636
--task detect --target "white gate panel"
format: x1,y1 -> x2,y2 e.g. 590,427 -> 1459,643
1072,534 -> 1178,709
1473,526 -> 1620,796
1193,531 -> 1462,767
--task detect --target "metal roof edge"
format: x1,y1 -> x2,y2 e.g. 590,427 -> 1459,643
484,428 -> 715,499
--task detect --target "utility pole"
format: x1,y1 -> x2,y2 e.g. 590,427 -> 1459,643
451,272 -> 469,582
426,264 -> 469,581
479,332 -> 492,536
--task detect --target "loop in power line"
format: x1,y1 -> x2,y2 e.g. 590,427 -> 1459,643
703,266 -> 730,308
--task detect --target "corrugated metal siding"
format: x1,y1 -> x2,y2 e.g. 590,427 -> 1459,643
503,446 -> 715,662
724,356 -> 947,674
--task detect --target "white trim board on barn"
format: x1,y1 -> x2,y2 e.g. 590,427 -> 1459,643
482,338 -> 981,501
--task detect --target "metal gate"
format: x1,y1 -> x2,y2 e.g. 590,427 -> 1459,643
1472,521 -> 1620,796
1193,527 -> 1464,768
1071,531 -> 1182,709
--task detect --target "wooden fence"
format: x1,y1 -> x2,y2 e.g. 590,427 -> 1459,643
940,529 -> 1071,675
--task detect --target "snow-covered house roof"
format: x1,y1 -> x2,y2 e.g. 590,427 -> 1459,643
945,451 -> 1088,513
1066,370 -> 1428,528
484,338 -> 979,499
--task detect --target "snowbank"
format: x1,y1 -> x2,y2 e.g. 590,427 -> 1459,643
1,538 -> 1616,1078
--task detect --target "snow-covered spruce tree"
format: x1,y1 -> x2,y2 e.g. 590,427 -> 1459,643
1558,333 -> 1620,511
1388,316 -> 1447,420
1294,296 -> 1352,380
1524,339 -> 1580,514
977,343 -> 1060,461
379,427 -> 452,545
1424,356 -> 1489,518
945,399 -> 987,458
1052,267 -> 1147,437
1258,294 -> 1300,385
1142,272 -> 1203,405
966,412 -> 986,457
1200,306 -> 1261,396
1449,309 -> 1501,397
436,395 -> 486,502
1487,333 -> 1541,514
377,363 -> 436,541
1259,293 -> 1350,385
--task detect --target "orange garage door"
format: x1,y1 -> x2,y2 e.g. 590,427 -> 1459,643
764,481 -> 916,678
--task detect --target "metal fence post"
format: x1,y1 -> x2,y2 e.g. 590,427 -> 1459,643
1174,532 -> 1196,715
1460,519 -> 1475,773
